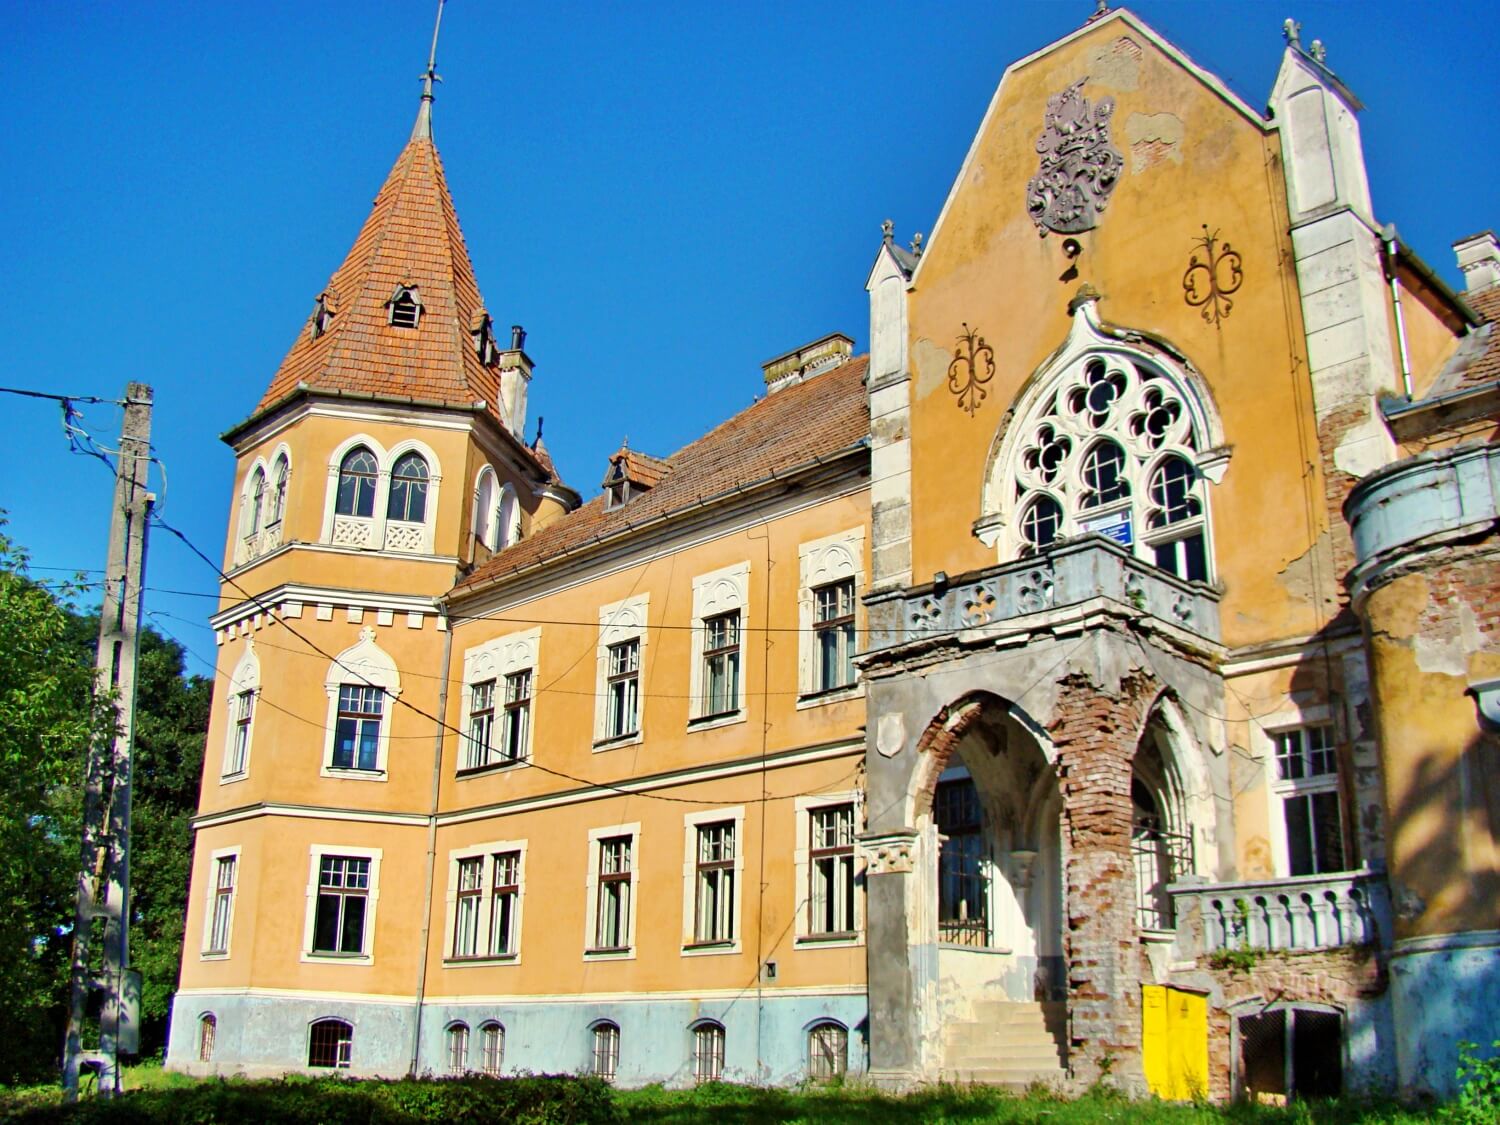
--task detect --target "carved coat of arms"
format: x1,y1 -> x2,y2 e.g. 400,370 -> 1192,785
1025,79 -> 1124,236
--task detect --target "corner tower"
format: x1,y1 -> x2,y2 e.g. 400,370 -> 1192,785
169,12 -> 575,1076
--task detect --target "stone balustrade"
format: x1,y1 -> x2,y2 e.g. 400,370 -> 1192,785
1169,870 -> 1391,957
863,535 -> 1221,653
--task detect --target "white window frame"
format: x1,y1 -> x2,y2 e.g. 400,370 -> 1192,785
688,563 -> 750,727
1252,703 -> 1346,879
321,628 -> 402,781
319,434 -> 442,555
457,628 -> 540,773
680,806 -> 745,955
200,845 -> 240,960
442,837 -> 528,965
594,595 -> 649,749
479,1021 -> 505,1076
590,1020 -> 621,1081
797,529 -> 864,706
474,466 -> 499,552
300,844 -> 382,965
445,1022 -> 470,1075
692,1020 -> 726,1083
584,822 -> 641,960
221,640 -> 260,782
794,793 -> 864,947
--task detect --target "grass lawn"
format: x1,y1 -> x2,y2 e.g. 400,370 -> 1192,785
0,1068 -> 1444,1124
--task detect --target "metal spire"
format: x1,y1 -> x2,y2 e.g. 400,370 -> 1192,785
412,0 -> 446,141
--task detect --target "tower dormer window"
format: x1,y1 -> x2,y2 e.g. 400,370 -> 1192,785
388,285 -> 422,329
311,292 -> 337,339
472,312 -> 496,365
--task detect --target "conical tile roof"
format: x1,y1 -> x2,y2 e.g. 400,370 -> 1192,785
254,120 -> 509,429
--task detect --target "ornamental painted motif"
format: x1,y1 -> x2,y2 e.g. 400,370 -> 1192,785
948,323 -> 996,416
1182,225 -> 1244,326
1025,80 -> 1124,236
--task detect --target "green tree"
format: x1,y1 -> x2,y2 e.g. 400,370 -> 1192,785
0,527 -> 112,1084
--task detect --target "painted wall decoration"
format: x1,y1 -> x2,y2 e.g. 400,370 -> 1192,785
1025,80 -> 1124,236
948,323 -> 996,415
1182,225 -> 1244,326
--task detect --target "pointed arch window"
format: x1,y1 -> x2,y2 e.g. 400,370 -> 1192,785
999,352 -> 1213,579
388,452 -> 429,524
496,484 -> 520,549
388,285 -> 422,329
246,468 -> 266,537
336,447 -> 378,519
270,454 -> 289,526
474,469 -> 498,551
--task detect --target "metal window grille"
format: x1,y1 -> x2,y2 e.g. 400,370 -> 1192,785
936,779 -> 990,947
489,851 -> 521,956
452,857 -> 483,957
208,856 -> 236,953
446,1023 -> 469,1075
694,822 -> 736,943
335,448 -> 378,517
593,837 -> 632,951
333,684 -> 383,771
312,856 -> 370,954
501,670 -> 531,761
308,1019 -> 353,1069
693,1023 -> 725,1083
480,1022 -> 504,1076
605,640 -> 640,738
591,1023 -> 620,1081
388,452 -> 429,523
702,612 -> 740,716
808,1022 -> 847,1081
813,580 -> 856,692
198,1015 -> 216,1063
1131,821 -> 1193,930
809,804 -> 855,935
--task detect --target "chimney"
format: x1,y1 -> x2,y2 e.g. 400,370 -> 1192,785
762,332 -> 854,394
499,324 -> 533,439
1454,231 -> 1500,294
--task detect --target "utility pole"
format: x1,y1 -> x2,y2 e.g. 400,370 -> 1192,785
63,382 -> 153,1101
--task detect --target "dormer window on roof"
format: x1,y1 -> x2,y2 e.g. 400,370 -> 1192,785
310,292 -> 337,339
472,311 -> 496,365
387,285 -> 422,329
602,446 -> 669,511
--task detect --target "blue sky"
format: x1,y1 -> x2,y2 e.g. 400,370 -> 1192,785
3,0 -> 1496,662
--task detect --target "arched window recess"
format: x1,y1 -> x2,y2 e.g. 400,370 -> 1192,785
978,302 -> 1229,583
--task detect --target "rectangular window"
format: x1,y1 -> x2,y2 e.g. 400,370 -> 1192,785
1153,533 -> 1208,583
228,690 -> 253,775
501,670 -> 531,762
605,640 -> 640,740
694,822 -> 736,944
814,579 -> 856,692
489,851 -> 521,957
809,804 -> 856,935
207,855 -> 236,954
701,612 -> 741,718
1272,725 -> 1346,876
465,679 -> 495,770
333,685 -> 383,771
452,857 -> 483,957
312,855 -> 370,954
593,836 -> 633,951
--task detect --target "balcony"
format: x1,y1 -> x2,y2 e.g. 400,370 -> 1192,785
1168,870 -> 1391,958
864,535 -> 1221,655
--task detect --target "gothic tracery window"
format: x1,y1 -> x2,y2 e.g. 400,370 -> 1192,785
1008,353 -> 1209,579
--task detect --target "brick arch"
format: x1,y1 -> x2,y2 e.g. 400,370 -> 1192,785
906,691 -> 1055,826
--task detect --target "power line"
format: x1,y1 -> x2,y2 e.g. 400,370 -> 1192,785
0,385 -> 121,406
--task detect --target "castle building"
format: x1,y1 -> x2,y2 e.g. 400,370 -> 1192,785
169,7 -> 1499,1099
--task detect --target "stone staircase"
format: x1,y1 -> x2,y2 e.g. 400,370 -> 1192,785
940,1000 -> 1068,1089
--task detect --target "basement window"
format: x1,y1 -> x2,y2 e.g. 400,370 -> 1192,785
1238,1006 -> 1343,1102
387,285 -> 422,329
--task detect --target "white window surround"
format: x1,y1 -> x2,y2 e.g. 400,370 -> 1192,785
793,792 -> 864,947
321,628 -> 402,781
497,483 -> 522,549
199,845 -> 241,960
457,628 -> 540,773
680,806 -> 746,956
594,595 -> 649,749
584,822 -> 641,960
319,434 -> 443,555
688,562 -> 750,726
474,467 -> 498,551
797,529 -> 865,705
442,837 -> 528,966
1252,702 -> 1337,879
221,640 -> 260,782
978,301 -> 1229,569
233,442 -> 293,567
300,844 -> 382,966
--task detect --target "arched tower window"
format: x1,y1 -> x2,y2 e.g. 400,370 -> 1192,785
995,349 -> 1214,579
496,484 -> 521,549
270,454 -> 290,526
248,469 -> 265,535
388,452 -> 429,524
474,468 -> 498,551
336,447 -> 378,518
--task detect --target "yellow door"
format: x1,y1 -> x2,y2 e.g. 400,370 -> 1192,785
1142,985 -> 1208,1099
